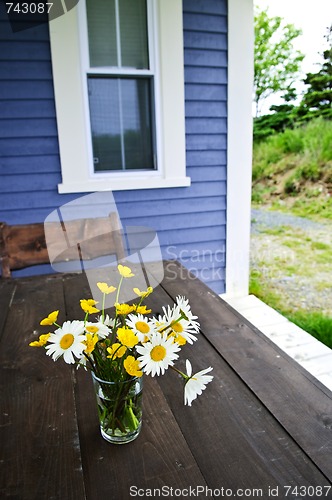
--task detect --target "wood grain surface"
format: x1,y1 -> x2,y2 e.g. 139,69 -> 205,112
1,264 -> 331,499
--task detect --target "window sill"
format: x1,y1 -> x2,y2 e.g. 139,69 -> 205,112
58,175 -> 191,193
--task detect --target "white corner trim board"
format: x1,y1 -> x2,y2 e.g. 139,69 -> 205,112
226,0 -> 254,297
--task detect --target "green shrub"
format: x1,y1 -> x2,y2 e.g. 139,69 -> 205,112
284,171 -> 301,194
298,163 -> 322,182
277,128 -> 304,154
303,118 -> 332,163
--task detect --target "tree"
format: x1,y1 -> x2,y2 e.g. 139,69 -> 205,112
297,25 -> 332,121
254,8 -> 304,116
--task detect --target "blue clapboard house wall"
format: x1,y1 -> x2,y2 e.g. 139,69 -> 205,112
0,0 -> 228,293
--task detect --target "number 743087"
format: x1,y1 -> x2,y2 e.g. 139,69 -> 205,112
6,3 -> 53,14
284,485 -> 331,497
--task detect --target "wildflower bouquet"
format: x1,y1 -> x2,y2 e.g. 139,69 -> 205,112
29,264 -> 213,444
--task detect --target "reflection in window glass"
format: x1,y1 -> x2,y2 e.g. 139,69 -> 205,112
86,0 -> 117,67
86,0 -> 148,69
119,0 -> 149,69
88,77 -> 155,172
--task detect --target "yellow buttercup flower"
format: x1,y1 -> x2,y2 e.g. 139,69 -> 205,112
124,355 -> 143,377
80,299 -> 100,314
134,305 -> 152,315
86,325 -> 98,334
174,333 -> 187,346
97,282 -> 116,294
118,264 -> 135,278
107,343 -> 126,359
84,333 -> 99,354
115,303 -> 135,315
40,310 -> 59,326
117,327 -> 139,348
133,287 -> 153,298
29,333 -> 51,347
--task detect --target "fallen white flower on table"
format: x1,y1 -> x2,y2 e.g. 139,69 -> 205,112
184,359 -> 213,406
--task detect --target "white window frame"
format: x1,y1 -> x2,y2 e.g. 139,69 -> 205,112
49,0 -> 190,193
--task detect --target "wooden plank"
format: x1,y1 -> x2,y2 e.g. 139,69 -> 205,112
184,32 -> 227,51
0,154 -> 59,174
184,49 -> 227,69
0,137 -> 58,156
119,195 -> 225,217
185,101 -> 227,118
0,275 -> 86,499
0,100 -> 55,120
0,279 -> 15,338
143,275 -> 332,490
0,119 -> 58,138
0,41 -> 51,60
185,133 -> 227,151
0,191 -> 68,211
75,370 -> 210,498
158,261 -> 332,480
161,240 -> 226,260
123,210 -> 226,231
185,83 -> 227,101
0,213 -> 125,275
0,61 -> 53,80
183,12 -> 227,33
0,173 -> 60,193
146,225 -> 226,246
0,12 -> 49,41
61,273 -> 210,498
0,81 -> 54,100
183,0 -> 227,16
185,150 -> 227,167
188,166 -> 226,183
185,118 -> 227,135
58,269 -> 332,491
183,12 -> 227,34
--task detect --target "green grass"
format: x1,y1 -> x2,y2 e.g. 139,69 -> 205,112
249,270 -> 332,349
252,117 -> 332,222
249,269 -> 284,312
253,117 -> 332,180
258,225 -> 290,236
291,197 -> 332,221
287,311 -> 332,349
251,117 -> 332,348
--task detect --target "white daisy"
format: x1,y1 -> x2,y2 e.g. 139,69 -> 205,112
126,313 -> 156,342
85,320 -> 111,339
162,304 -> 199,344
76,353 -> 88,370
176,296 -> 199,328
136,332 -> 181,376
97,314 -> 116,328
148,314 -> 168,333
45,320 -> 86,364
184,359 -> 213,406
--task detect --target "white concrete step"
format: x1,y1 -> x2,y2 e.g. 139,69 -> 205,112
221,294 -> 332,392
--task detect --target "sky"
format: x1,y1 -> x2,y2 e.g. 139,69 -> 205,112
255,0 -> 332,114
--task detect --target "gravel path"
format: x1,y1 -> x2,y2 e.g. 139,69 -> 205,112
251,208 -> 327,234
250,208 -> 332,316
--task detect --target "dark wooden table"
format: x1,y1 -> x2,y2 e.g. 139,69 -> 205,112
1,261 -> 332,499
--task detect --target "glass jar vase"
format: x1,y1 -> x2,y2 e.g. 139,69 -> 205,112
91,372 -> 143,444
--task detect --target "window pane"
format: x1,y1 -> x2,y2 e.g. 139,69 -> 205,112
88,77 -> 155,172
86,0 -> 117,67
119,0 -> 149,69
86,0 -> 148,69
